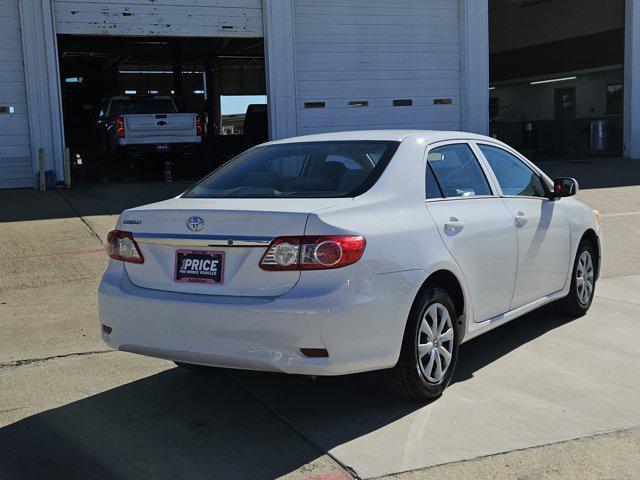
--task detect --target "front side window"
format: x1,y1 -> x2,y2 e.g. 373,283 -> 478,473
427,144 -> 492,198
478,144 -> 547,198
183,141 -> 399,198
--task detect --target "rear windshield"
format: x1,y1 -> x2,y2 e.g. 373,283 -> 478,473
183,141 -> 400,198
109,99 -> 178,116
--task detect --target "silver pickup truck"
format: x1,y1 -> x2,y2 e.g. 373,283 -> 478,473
97,95 -> 202,161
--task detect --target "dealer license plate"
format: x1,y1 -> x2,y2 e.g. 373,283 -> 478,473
174,250 -> 224,284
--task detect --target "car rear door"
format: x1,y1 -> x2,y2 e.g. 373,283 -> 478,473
425,142 -> 518,323
475,143 -> 571,309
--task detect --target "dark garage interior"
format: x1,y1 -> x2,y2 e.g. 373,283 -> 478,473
489,0 -> 625,158
57,35 -> 267,182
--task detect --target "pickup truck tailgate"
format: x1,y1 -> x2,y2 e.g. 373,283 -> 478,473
123,113 -> 197,144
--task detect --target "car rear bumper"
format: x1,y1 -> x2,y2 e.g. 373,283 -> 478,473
98,261 -> 422,376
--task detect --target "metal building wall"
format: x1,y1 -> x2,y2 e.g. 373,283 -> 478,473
0,0 -> 32,188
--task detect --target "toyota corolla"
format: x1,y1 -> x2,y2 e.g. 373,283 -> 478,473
98,131 -> 601,400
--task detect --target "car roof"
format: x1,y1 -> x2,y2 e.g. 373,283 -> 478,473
265,130 -> 496,145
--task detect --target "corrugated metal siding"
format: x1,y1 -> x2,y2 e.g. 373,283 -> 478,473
53,0 -> 263,37
294,0 -> 461,135
0,0 -> 32,188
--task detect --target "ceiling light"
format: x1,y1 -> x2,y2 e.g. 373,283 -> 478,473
530,76 -> 576,85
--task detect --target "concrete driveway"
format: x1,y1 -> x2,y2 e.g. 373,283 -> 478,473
1,158 -> 640,479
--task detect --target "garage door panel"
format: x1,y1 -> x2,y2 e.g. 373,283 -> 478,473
54,0 -> 262,37
54,0 -> 260,6
296,52 -> 458,65
298,109 -> 461,127
0,159 -> 34,188
296,61 -> 461,73
295,3 -> 456,17
297,24 -> 459,37
297,69 -> 459,82
0,70 -> 25,82
297,122 -> 460,137
0,113 -> 29,134
298,104 -> 461,119
293,0 -> 460,135
53,3 -> 262,22
0,134 -> 29,147
295,13 -> 458,26
295,43 -> 460,54
298,83 -> 460,97
296,33 -> 459,46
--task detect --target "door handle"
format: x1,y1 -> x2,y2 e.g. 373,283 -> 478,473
444,217 -> 465,233
514,211 -> 528,228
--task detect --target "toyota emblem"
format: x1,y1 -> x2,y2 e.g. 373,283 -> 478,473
186,216 -> 204,232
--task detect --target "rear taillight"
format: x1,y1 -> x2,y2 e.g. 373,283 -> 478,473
259,236 -> 365,271
107,230 -> 144,263
196,114 -> 204,136
116,117 -> 125,138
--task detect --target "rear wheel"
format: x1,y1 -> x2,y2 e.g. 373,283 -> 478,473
557,240 -> 596,316
385,287 -> 459,401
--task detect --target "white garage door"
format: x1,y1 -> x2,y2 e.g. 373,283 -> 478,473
294,0 -> 461,135
54,0 -> 263,37
0,0 -> 33,188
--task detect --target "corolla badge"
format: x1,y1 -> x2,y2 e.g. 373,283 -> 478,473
186,216 -> 204,232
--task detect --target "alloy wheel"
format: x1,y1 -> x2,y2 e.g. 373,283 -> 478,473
416,303 -> 454,383
576,250 -> 594,306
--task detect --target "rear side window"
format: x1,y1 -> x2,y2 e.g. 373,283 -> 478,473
183,141 -> 399,198
427,144 -> 492,198
478,144 -> 547,197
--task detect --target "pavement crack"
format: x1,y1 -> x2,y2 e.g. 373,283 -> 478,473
1,349 -> 114,368
595,295 -> 640,307
225,373 -> 361,480
56,188 -> 105,246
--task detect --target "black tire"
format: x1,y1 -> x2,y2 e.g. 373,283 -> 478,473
557,240 -> 597,317
174,361 -> 215,372
384,287 -> 459,401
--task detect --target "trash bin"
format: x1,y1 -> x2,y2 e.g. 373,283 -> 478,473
590,120 -> 609,152
522,122 -> 535,149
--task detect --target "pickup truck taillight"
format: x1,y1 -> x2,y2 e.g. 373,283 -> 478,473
116,117 -> 125,138
196,114 -> 204,136
259,236 -> 366,271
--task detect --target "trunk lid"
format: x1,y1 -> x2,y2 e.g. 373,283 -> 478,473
120,197 -> 350,297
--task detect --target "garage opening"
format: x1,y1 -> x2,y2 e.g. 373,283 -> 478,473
57,35 -> 267,182
489,0 -> 625,159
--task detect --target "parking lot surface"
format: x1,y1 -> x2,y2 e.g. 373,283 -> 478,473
1,157 -> 640,479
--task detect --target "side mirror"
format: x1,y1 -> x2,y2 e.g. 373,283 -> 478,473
552,177 -> 579,198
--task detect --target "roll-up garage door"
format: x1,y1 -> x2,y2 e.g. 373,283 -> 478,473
294,0 -> 461,135
53,0 -> 263,37
0,0 -> 33,188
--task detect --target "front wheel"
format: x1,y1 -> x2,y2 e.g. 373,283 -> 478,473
384,287 -> 459,401
557,241 -> 597,316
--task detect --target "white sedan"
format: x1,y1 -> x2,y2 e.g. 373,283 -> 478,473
99,130 -> 601,400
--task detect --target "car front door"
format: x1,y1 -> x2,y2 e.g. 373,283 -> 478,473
476,143 -> 571,309
425,142 -> 518,323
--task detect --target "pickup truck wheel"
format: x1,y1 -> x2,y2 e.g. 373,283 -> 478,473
384,287 -> 459,401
